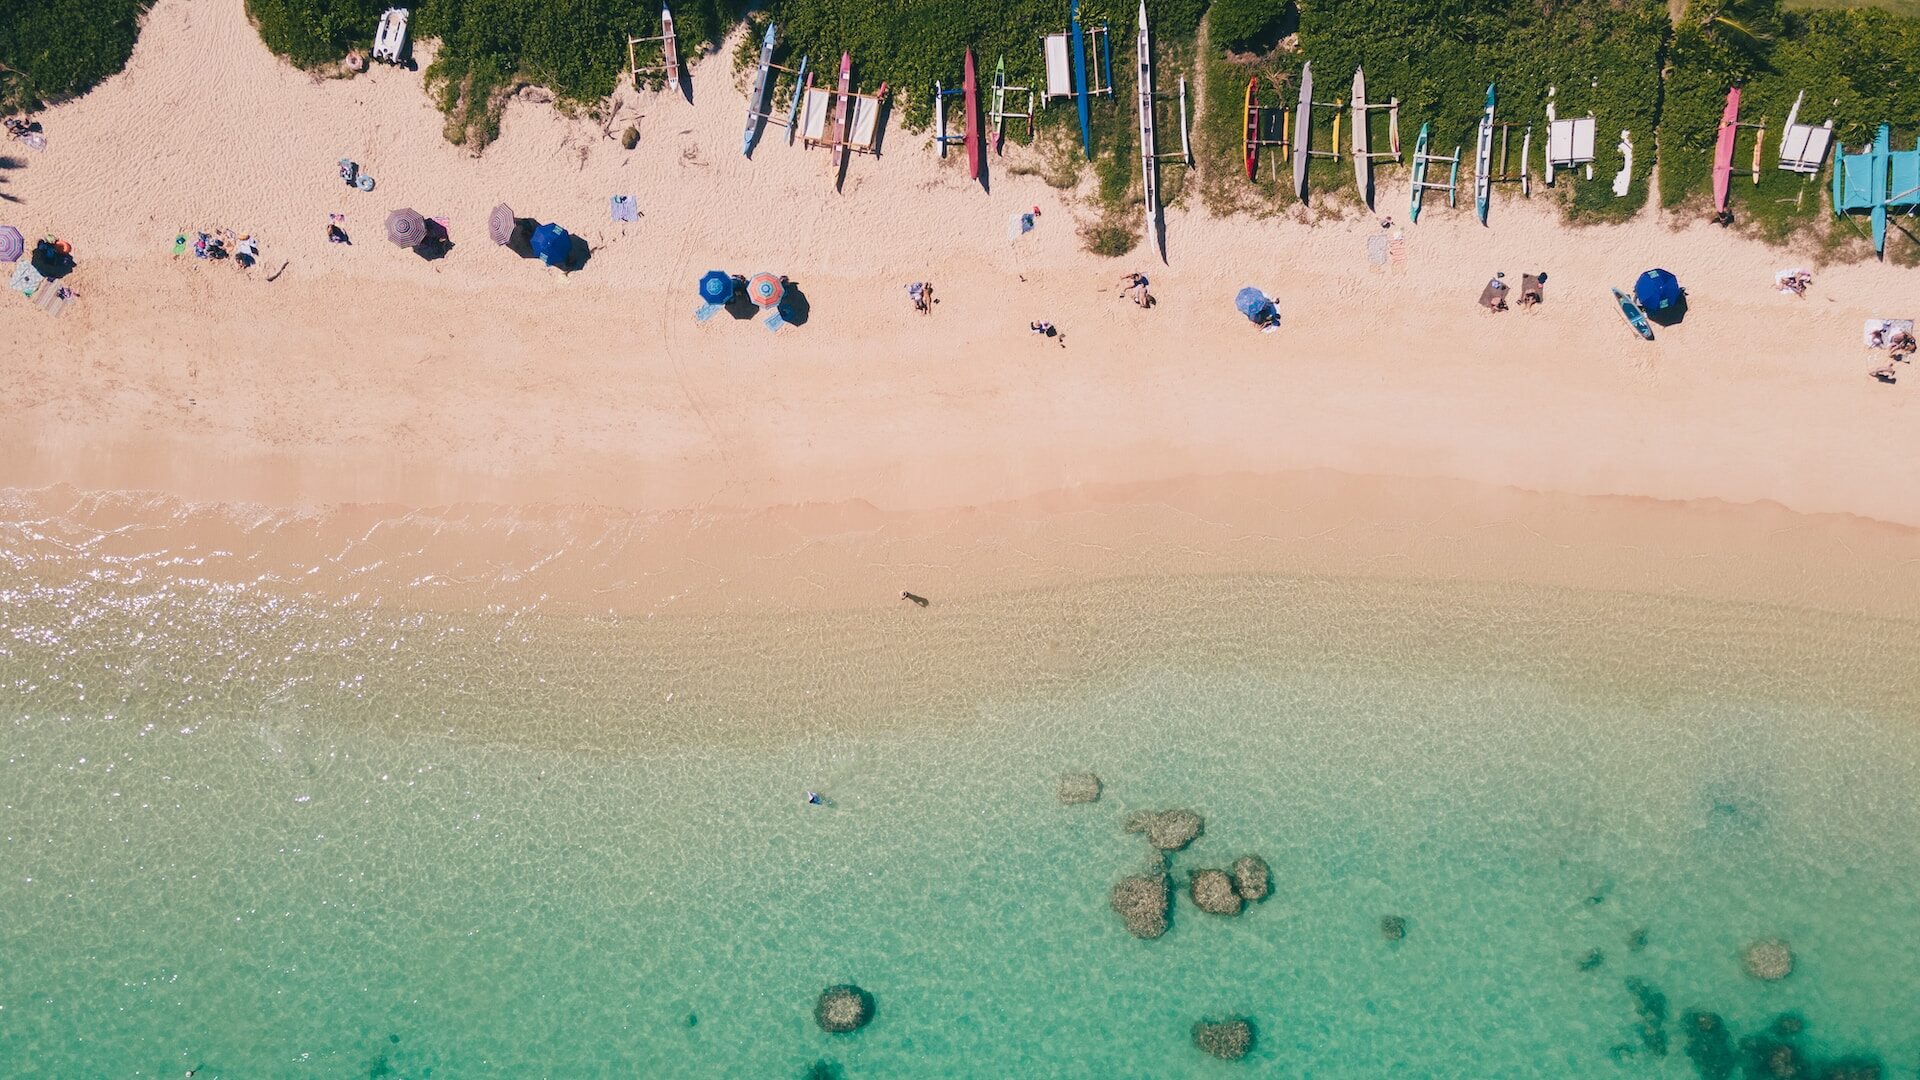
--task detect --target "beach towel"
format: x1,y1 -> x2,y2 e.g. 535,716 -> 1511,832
610,195 -> 638,222
1388,233 -> 1407,272
10,261 -> 45,297
1775,268 -> 1811,294
1366,234 -> 1389,271
172,233 -> 188,257
1008,211 -> 1037,239
1478,280 -> 1509,310
1864,319 -> 1914,347
33,282 -> 72,316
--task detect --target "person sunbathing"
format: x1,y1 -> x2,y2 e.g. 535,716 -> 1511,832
1889,329 -> 1916,358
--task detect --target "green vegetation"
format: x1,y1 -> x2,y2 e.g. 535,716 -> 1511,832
0,0 -> 150,109
245,0 -> 734,145
1661,0 -> 1920,259
1196,0 -> 1669,222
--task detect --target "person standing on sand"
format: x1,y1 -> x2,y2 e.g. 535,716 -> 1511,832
1030,321 -> 1065,347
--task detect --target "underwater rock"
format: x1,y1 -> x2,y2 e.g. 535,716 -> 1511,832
1744,939 -> 1793,981
1772,1014 -> 1805,1037
1111,873 -> 1170,938
1578,949 -> 1605,972
1627,927 -> 1648,952
803,1061 -> 844,1080
1684,1011 -> 1738,1080
1740,1034 -> 1808,1079
1625,978 -> 1668,1057
1231,855 -> 1270,901
1057,773 -> 1103,804
1190,869 -> 1243,916
814,985 -> 874,1033
1124,809 -> 1203,850
1380,915 -> 1407,942
1192,1018 -> 1254,1060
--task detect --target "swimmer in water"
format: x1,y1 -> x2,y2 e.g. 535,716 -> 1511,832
806,791 -> 823,806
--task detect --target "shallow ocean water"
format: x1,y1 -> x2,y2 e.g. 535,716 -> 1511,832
4,552 -> 1920,1078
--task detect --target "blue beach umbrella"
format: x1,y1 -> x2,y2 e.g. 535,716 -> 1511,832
1633,268 -> 1682,312
1234,286 -> 1275,324
696,270 -> 734,321
529,223 -> 571,267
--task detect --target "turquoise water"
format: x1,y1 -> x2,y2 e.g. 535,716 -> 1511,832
5,551 -> 1920,1077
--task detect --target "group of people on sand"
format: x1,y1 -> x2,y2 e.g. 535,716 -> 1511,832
906,280 -> 935,314
1869,324 -> 1916,384
179,228 -> 260,269
1481,270 -> 1546,313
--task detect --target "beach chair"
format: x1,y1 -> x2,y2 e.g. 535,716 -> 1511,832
846,88 -> 886,156
1777,92 -> 1833,175
799,84 -> 834,149
1042,34 -> 1074,102
1544,87 -> 1596,185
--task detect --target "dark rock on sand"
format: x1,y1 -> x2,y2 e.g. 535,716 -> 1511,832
1744,939 -> 1793,981
1057,773 -> 1103,804
1625,978 -> 1668,1057
815,985 -> 874,1033
1111,873 -> 1170,938
1189,869 -> 1243,916
1740,1032 -> 1809,1079
1231,855 -> 1269,901
1578,948 -> 1605,972
1684,1011 -> 1737,1080
1380,915 -> 1407,942
1192,1018 -> 1254,1060
1124,809 -> 1203,851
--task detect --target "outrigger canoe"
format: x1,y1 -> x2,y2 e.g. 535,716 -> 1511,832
1292,61 -> 1312,201
1475,84 -> 1495,224
741,23 -> 775,156
1712,86 -> 1741,215
1410,122 -> 1430,221
661,4 -> 679,92
992,55 -> 1008,153
964,49 -> 982,180
1071,0 -> 1092,158
1243,76 -> 1259,180
833,52 -> 854,172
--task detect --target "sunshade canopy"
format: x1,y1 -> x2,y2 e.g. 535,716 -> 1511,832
530,223 -> 571,267
0,225 -> 22,263
386,208 -> 426,248
1234,286 -> 1275,322
488,203 -> 516,245
699,270 -> 735,303
747,273 -> 784,308
1634,268 -> 1681,311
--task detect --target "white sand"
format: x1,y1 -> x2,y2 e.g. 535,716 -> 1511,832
3,0 -> 1919,548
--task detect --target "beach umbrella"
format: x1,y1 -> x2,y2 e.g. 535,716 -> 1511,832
0,225 -> 22,263
386,208 -> 426,248
488,203 -> 517,246
699,270 -> 735,304
1234,286 -> 1275,324
746,272 -> 784,309
1633,268 -> 1682,312
695,270 -> 735,321
529,223 -> 571,267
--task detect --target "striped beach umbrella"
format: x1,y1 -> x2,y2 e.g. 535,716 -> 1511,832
0,225 -> 22,263
746,273 -> 784,309
488,203 -> 516,246
386,208 -> 426,248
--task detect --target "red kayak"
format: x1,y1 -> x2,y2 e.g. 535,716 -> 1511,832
963,50 -> 982,181
1712,86 -> 1741,214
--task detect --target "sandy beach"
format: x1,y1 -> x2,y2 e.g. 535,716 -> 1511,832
4,0 -> 1919,600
